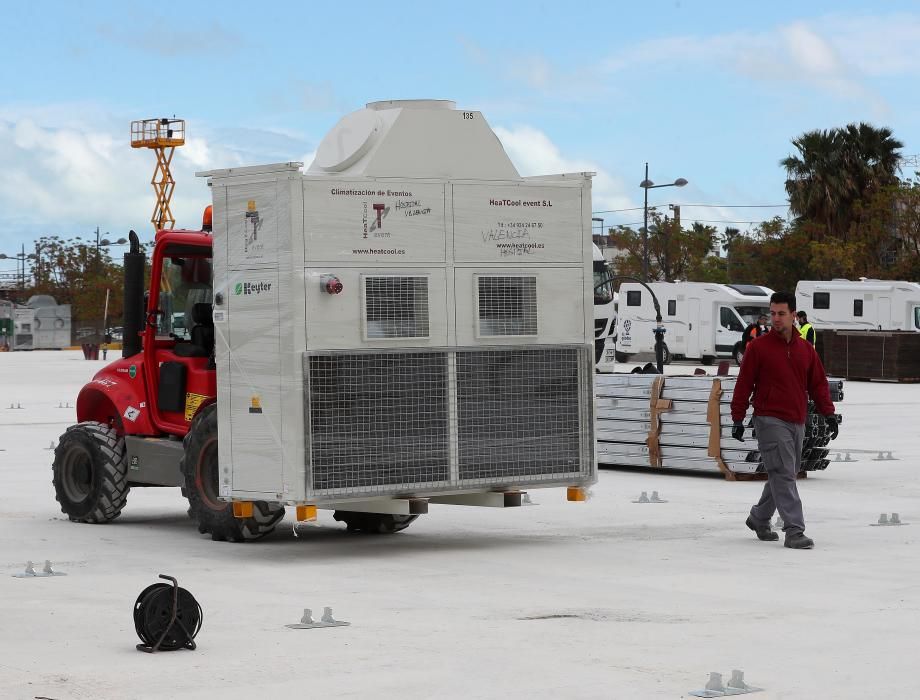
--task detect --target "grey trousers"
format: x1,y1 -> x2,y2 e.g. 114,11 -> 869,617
750,415 -> 806,535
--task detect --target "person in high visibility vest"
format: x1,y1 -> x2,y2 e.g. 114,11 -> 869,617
796,311 -> 816,345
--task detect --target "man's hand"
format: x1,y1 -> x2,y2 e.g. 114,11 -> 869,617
824,414 -> 839,440
732,421 -> 745,442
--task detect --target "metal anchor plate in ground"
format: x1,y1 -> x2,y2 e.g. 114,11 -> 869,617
286,607 -> 350,629
12,560 -> 66,578
690,670 -> 763,697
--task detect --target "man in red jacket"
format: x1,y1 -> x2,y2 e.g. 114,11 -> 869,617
730,291 -> 838,549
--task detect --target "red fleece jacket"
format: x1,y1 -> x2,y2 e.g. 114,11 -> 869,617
730,329 -> 835,424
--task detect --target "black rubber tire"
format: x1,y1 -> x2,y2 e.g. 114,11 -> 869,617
180,404 -> 284,542
332,512 -> 419,534
700,355 -> 715,366
733,342 -> 744,366
614,351 -> 631,363
52,421 -> 129,523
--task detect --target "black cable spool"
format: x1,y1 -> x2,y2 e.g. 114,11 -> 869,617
134,574 -> 202,652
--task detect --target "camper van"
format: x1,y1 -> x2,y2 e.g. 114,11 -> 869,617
615,282 -> 773,364
795,279 -> 920,332
593,244 -> 617,371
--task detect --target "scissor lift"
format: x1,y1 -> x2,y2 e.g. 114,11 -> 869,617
131,118 -> 185,232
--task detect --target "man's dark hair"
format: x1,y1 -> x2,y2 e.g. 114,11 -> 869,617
796,310 -> 808,320
770,291 -> 796,311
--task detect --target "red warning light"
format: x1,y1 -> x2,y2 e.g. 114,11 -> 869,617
322,275 -> 343,295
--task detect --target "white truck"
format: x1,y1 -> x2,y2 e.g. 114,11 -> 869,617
614,282 -> 773,365
592,243 -> 617,371
795,279 -> 920,332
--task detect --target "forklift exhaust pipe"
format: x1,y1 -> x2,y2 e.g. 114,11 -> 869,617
122,230 -> 145,359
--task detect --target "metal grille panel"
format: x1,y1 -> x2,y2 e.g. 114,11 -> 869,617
306,352 -> 450,491
456,347 -> 583,480
477,276 -> 537,336
364,276 -> 429,338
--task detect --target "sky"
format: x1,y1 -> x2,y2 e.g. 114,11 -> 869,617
3,0 -> 920,274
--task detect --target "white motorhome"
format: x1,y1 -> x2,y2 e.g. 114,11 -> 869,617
592,243 -> 617,371
615,282 -> 772,364
796,279 -> 920,332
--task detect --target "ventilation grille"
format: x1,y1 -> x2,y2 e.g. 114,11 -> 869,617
306,352 -> 450,492
364,276 -> 429,339
304,347 -> 592,496
456,347 -> 583,481
477,276 -> 537,336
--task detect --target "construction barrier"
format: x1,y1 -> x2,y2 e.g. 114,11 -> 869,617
820,330 -> 920,382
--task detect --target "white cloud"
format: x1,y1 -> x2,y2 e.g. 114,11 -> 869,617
95,19 -> 243,57
493,125 -> 633,213
0,104 -> 309,252
599,14 -> 920,114
818,13 -> 920,76
459,36 -> 609,104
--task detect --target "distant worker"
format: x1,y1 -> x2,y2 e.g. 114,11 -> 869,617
796,310 -> 816,345
730,291 -> 837,550
741,314 -> 768,351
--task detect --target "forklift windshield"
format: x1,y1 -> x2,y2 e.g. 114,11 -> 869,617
158,256 -> 213,339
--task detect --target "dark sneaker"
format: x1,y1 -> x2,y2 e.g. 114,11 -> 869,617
784,532 -> 815,549
746,515 -> 779,541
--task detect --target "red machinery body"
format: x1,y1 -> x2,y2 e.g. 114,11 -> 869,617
76,229 -> 216,438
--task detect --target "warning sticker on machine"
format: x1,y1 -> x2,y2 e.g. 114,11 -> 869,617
184,393 -> 209,422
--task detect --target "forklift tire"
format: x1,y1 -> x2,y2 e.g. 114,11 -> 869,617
52,421 -> 129,523
180,404 -> 284,542
700,355 -> 715,366
614,351 -> 631,363
332,512 -> 419,534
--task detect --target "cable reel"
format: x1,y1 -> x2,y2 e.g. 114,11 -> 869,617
134,574 -> 202,652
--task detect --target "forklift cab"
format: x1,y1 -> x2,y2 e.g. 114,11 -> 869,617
143,231 -> 216,435
157,255 -> 214,358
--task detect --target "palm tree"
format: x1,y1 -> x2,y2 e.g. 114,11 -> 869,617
782,123 -> 902,241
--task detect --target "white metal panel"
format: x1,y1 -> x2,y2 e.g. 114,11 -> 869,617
303,180 -> 446,263
225,181 -> 281,268
454,267 -> 585,345
226,270 -> 283,494
307,103 -> 520,180
303,267 -> 449,350
451,183 -> 583,263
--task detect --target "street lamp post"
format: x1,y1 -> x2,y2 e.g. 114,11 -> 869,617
0,246 -> 37,290
591,216 -> 605,246
93,227 -> 128,255
639,162 -> 688,282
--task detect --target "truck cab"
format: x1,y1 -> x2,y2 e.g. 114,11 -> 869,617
592,243 -> 616,370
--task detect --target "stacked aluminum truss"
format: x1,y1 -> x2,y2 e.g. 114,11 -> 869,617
596,374 -> 843,478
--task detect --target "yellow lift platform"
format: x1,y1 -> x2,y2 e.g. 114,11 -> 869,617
130,118 -> 185,232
